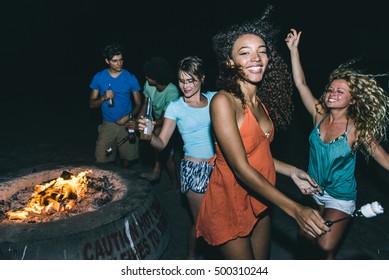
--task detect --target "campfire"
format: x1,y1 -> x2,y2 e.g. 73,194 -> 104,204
1,169 -> 117,224
0,165 -> 170,260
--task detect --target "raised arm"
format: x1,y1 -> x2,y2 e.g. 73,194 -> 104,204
371,141 -> 389,171
285,29 -> 320,118
211,92 -> 329,237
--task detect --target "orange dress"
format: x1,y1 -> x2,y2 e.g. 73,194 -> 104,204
196,105 -> 276,246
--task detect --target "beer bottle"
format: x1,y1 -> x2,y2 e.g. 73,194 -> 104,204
140,97 -> 153,140
107,83 -> 114,107
127,113 -> 136,144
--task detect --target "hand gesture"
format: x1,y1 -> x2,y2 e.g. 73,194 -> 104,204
137,116 -> 156,132
285,28 -> 301,50
105,87 -> 114,99
294,205 -> 330,238
290,168 -> 322,195
125,118 -> 136,131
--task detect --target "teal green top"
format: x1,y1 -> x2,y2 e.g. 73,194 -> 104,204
308,115 -> 357,201
143,81 -> 180,119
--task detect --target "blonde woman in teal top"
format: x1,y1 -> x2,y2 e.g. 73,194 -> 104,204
286,28 -> 389,259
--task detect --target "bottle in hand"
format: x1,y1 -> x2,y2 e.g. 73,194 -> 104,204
140,97 -> 153,140
127,113 -> 136,144
107,83 -> 114,107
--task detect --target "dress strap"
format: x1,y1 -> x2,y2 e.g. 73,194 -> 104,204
316,114 -> 327,135
318,114 -> 327,126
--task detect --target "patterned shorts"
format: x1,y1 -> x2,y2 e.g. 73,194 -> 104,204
180,159 -> 214,194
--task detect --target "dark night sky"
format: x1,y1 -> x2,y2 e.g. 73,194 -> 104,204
1,0 -> 388,125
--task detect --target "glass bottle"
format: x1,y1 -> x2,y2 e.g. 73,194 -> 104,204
140,97 -> 153,140
107,83 -> 114,107
127,113 -> 136,144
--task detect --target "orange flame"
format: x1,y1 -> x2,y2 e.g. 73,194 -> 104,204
6,170 -> 92,220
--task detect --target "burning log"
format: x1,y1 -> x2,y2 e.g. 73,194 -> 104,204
0,165 -> 170,260
1,169 -> 116,224
5,170 -> 91,220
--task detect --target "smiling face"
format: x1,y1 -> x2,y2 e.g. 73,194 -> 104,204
178,71 -> 202,99
228,34 -> 268,84
324,79 -> 355,109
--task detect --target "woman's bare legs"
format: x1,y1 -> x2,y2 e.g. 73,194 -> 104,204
251,214 -> 271,259
317,208 -> 351,259
298,206 -> 351,259
185,191 -> 205,259
218,215 -> 271,260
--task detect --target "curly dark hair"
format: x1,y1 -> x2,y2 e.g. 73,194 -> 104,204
142,56 -> 174,86
212,5 -> 294,130
102,43 -> 123,61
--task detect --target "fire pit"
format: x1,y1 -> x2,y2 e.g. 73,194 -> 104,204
0,164 -> 170,260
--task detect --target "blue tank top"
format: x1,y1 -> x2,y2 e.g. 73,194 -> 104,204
308,115 -> 357,200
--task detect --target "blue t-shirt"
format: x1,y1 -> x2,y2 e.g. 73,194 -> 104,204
164,91 -> 217,158
90,68 -> 141,122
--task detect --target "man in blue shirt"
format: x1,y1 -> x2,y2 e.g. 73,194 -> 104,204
89,43 -> 142,168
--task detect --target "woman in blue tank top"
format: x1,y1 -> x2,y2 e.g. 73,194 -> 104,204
286,29 -> 389,259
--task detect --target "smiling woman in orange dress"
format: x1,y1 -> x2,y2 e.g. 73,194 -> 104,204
196,6 -> 330,260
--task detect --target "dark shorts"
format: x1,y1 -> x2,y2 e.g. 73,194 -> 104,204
180,159 -> 214,194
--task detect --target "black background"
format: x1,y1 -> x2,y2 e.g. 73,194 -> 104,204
1,0 -> 388,174
2,0 -> 388,94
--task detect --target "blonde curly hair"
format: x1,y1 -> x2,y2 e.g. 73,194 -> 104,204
318,68 -> 389,157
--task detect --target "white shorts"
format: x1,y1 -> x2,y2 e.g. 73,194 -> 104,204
312,190 -> 356,215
